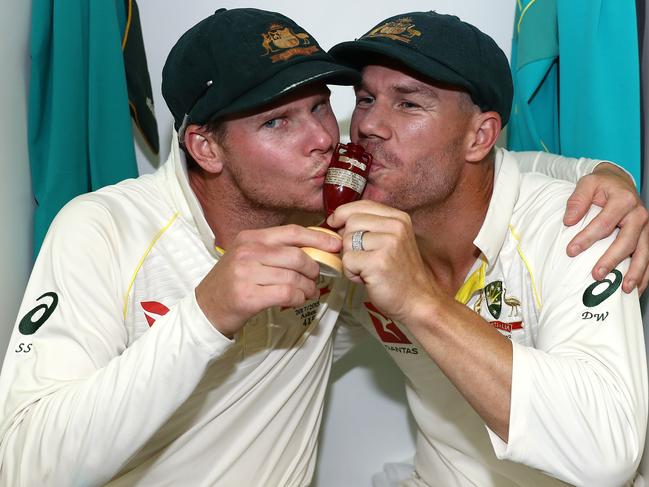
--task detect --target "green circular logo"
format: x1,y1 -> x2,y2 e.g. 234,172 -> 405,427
582,270 -> 622,308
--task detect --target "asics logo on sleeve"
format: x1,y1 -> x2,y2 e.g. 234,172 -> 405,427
19,292 -> 59,335
582,270 -> 622,307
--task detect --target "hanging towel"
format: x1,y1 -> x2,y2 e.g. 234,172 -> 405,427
28,0 -> 141,256
508,0 -> 641,187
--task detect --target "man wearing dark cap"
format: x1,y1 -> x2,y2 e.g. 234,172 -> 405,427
0,8 -> 363,486
328,11 -> 647,487
0,7 -> 645,487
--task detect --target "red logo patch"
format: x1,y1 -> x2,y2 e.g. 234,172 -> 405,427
364,302 -> 411,344
489,321 -> 523,333
141,301 -> 170,327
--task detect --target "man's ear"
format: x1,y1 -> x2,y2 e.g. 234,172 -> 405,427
183,124 -> 224,173
465,111 -> 501,162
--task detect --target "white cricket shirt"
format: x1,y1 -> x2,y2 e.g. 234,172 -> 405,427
349,148 -> 647,486
0,137 -> 350,486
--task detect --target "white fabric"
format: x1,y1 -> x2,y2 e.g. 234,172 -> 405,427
353,148 -> 647,487
514,150 -> 602,183
0,135 -> 635,487
0,137 -> 352,487
372,460 -> 416,487
514,149 -> 637,188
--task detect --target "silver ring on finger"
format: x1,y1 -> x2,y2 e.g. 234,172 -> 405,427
351,230 -> 367,251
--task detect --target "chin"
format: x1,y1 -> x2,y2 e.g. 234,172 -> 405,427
292,197 -> 324,214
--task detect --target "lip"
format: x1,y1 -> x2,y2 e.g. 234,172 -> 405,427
357,143 -> 381,167
312,176 -> 326,187
312,168 -> 327,180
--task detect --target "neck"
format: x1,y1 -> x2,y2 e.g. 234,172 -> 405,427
412,154 -> 495,296
188,168 -> 291,249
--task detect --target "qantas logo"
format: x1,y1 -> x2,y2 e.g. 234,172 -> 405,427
364,302 -> 411,344
489,321 -> 523,333
141,301 -> 169,326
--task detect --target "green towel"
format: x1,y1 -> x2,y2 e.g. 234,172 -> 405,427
28,0 -> 141,256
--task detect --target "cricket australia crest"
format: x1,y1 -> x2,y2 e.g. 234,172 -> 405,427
484,281 -> 503,319
364,17 -> 421,43
261,23 -> 318,62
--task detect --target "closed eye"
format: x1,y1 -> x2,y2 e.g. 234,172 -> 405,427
399,100 -> 421,109
356,95 -> 374,106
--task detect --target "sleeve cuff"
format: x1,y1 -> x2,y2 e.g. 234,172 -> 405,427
591,160 -> 638,189
486,342 -> 532,463
180,291 -> 235,357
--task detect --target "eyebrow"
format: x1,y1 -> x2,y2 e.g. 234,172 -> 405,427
355,81 -> 439,100
392,83 -> 439,99
256,89 -> 331,120
256,106 -> 286,120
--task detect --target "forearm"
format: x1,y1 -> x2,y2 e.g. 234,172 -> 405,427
0,294 -> 231,486
407,296 -> 513,440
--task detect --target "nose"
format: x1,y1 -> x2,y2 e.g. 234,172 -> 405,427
351,102 -> 391,143
306,116 -> 336,155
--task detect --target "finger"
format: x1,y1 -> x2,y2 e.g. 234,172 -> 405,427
622,264 -> 640,294
327,200 -> 403,228
341,247 -> 375,282
342,229 -> 384,254
254,265 -> 319,299
639,264 -> 649,294
342,214 -> 395,238
240,225 -> 342,253
341,212 -> 412,244
567,203 -> 629,256
622,229 -> 649,293
346,274 -> 365,285
589,228 -> 638,282
232,244 -> 321,280
258,284 -> 310,309
639,225 -> 649,294
563,178 -> 597,226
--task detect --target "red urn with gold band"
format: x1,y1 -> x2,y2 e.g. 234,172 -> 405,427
302,142 -> 373,277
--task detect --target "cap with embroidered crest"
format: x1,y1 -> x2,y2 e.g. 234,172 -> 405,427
162,8 -> 360,136
329,11 -> 513,125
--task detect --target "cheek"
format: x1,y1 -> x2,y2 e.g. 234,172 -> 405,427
349,111 -> 362,140
399,120 -> 446,156
322,112 -> 340,141
231,140 -> 288,177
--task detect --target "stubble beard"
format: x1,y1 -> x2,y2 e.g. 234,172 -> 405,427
224,160 -> 323,217
364,139 -> 464,213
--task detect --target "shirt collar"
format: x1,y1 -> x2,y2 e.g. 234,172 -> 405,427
473,147 -> 521,271
166,132 -> 222,257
